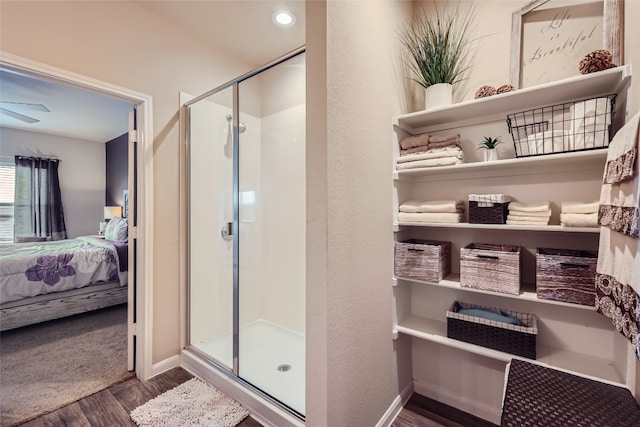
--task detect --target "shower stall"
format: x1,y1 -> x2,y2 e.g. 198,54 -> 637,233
184,49 -> 306,418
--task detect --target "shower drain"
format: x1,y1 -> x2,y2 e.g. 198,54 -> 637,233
276,364 -> 292,372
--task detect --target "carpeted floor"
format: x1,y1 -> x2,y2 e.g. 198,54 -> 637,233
0,304 -> 133,426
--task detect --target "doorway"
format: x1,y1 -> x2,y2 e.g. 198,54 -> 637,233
0,51 -> 153,379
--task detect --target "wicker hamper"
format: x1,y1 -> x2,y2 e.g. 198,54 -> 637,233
447,301 -> 537,359
469,200 -> 509,224
536,247 -> 598,306
394,239 -> 451,282
460,243 -> 521,294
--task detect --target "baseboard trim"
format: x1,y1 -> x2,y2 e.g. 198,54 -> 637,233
180,349 -> 304,427
376,381 -> 414,427
413,378 -> 501,425
150,354 -> 181,377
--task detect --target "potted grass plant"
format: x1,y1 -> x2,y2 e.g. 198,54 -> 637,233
399,1 -> 477,110
478,136 -> 503,161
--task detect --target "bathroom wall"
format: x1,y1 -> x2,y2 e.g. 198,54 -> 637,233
259,103 -> 306,334
306,1 -> 414,425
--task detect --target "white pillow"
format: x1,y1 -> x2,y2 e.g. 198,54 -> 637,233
104,217 -> 128,242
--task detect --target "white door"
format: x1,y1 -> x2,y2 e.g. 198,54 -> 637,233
127,107 -> 137,371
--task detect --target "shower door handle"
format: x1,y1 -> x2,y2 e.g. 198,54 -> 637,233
221,222 -> 233,241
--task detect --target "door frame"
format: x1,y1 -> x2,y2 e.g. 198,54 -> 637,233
0,51 -> 154,381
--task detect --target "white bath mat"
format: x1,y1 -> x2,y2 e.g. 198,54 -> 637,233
130,378 -> 249,427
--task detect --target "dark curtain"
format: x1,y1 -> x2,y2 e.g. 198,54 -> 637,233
13,156 -> 67,242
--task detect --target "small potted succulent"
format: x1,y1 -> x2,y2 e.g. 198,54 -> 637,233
478,136 -> 502,161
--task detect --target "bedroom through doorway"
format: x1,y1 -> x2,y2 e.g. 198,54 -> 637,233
0,52 -> 152,424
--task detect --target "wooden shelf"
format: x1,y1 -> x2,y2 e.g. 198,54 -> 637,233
396,314 -> 624,386
393,149 -> 607,182
395,275 -> 596,311
393,65 -> 631,133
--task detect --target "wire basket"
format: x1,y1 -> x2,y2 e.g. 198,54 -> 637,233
506,94 -> 616,158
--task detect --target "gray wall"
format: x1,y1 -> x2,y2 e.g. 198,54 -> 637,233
105,132 -> 128,208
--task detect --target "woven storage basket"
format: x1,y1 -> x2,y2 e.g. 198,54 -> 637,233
469,200 -> 510,224
460,243 -> 521,294
447,301 -> 537,359
394,239 -> 451,282
536,247 -> 598,306
501,359 -> 640,427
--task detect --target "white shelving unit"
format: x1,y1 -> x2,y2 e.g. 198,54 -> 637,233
391,65 -> 633,423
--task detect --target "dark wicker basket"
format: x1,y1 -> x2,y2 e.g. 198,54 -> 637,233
468,200 -> 510,224
447,301 -> 537,359
501,359 -> 640,427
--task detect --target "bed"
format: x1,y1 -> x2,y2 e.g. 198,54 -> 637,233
0,230 -> 129,331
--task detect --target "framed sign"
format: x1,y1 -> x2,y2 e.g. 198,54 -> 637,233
510,0 -> 623,88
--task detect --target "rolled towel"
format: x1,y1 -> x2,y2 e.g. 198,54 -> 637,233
398,146 -> 463,163
561,201 -> 600,214
399,200 -> 464,213
396,156 -> 462,170
429,134 -> 460,144
508,209 -> 551,218
571,97 -> 612,129
398,212 -> 464,223
524,130 -> 570,156
506,218 -> 550,226
399,133 -> 430,150
572,129 -> 609,150
508,201 -> 550,212
561,212 -> 598,227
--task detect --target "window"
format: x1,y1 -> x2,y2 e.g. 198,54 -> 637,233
0,158 -> 15,244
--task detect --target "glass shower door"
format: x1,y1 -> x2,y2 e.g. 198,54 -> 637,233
188,88 -> 235,370
186,49 -> 306,418
237,52 -> 306,416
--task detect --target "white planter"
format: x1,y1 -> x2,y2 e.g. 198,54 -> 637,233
483,149 -> 499,162
425,83 -> 453,110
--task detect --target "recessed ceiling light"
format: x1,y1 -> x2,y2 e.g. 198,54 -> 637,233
272,10 -> 295,27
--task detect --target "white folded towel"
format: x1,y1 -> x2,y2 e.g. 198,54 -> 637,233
396,156 -> 462,170
508,209 -> 551,218
399,200 -> 464,213
508,201 -> 550,212
561,212 -> 598,227
561,201 -> 599,214
507,214 -> 550,222
398,212 -> 464,223
506,218 -> 550,226
397,146 -> 463,164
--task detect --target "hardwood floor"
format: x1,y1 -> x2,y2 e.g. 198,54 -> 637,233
19,367 -> 496,427
393,394 -> 499,427
19,367 -> 262,427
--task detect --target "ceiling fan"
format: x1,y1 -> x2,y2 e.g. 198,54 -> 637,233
0,101 -> 50,124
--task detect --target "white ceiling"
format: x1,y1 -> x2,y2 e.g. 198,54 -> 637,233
0,1 -> 305,143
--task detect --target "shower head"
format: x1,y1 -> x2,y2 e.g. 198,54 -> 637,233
226,114 -> 247,133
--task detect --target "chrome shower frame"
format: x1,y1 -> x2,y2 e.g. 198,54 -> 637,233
183,46 -> 305,421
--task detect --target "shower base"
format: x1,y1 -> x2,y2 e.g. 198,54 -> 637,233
193,319 -> 305,415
